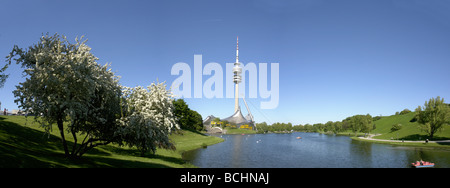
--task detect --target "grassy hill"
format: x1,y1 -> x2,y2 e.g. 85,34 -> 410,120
371,112 -> 450,141
0,115 -> 223,168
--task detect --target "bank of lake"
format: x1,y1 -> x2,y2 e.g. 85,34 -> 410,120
2,113 -> 449,168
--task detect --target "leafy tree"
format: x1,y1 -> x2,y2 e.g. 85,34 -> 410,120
360,114 -> 373,134
334,121 -> 343,134
390,124 -> 402,132
349,114 -> 373,136
211,117 -> 221,127
256,122 -> 268,133
189,110 -> 203,130
325,121 -> 334,133
415,96 -> 450,140
312,123 -> 324,133
8,33 -> 122,158
372,116 -> 382,121
173,99 -> 203,131
399,109 -> 411,115
303,124 -> 313,132
349,116 -> 361,135
221,120 -> 230,128
116,82 -> 179,156
0,63 -> 8,88
292,124 -> 304,132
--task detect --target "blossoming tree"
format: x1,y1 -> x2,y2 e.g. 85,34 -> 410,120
116,82 -> 180,156
7,33 -> 122,158
7,33 -> 179,158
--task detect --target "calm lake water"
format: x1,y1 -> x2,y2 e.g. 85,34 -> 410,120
183,132 -> 450,168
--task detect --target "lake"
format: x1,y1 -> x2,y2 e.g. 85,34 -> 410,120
183,132 -> 450,168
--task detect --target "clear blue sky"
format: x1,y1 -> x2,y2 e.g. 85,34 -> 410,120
1,0 -> 449,125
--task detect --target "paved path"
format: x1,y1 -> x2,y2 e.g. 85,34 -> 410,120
358,134 -> 450,143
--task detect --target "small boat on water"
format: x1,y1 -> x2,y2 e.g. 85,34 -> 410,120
296,137 -> 302,139
411,160 -> 435,168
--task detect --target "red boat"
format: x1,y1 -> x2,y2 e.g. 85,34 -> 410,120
411,160 -> 435,168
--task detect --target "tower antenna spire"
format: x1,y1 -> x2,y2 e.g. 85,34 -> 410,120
236,36 -> 239,63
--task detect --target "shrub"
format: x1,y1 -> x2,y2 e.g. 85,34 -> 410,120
400,109 -> 411,115
391,124 -> 402,132
372,116 -> 382,121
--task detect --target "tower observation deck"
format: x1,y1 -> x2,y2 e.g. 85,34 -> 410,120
203,37 -> 255,131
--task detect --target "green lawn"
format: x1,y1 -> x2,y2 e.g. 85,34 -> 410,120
0,115 -> 223,168
371,112 -> 450,141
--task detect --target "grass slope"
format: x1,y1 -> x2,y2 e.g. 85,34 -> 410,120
0,115 -> 223,168
371,112 -> 450,141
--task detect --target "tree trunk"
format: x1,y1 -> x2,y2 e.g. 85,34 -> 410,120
57,118 -> 69,157
429,124 -> 435,140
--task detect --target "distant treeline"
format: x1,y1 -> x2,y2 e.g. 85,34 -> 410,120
257,113 -> 377,135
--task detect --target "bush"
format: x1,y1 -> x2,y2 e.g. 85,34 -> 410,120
372,116 -> 382,121
400,109 -> 411,115
391,124 -> 402,132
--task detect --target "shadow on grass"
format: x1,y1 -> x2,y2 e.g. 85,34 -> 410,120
83,155 -> 179,168
100,145 -> 187,167
0,119 -> 76,167
0,117 -> 176,168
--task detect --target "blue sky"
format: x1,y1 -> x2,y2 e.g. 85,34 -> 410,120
1,0 -> 450,125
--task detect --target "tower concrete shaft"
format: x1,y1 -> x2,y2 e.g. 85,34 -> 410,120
233,36 -> 242,112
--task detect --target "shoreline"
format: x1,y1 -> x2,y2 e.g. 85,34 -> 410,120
351,135 -> 450,148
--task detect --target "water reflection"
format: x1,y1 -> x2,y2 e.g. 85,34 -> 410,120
183,133 -> 450,168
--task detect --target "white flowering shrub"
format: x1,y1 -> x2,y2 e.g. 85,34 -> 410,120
8,33 -> 122,158
116,82 -> 180,156
7,33 -> 180,158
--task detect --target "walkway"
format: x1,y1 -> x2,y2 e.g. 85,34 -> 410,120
358,134 -> 450,143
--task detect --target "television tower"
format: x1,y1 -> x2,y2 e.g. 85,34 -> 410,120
233,36 -> 242,112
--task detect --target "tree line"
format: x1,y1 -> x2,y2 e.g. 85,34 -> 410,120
256,114 -> 374,135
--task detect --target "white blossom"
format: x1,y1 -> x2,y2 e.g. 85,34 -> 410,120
115,81 -> 180,155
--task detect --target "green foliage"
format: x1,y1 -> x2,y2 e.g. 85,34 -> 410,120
256,122 -> 293,133
221,120 -> 229,127
415,96 -> 450,140
212,117 -> 221,123
0,63 -> 8,88
372,116 -> 382,121
256,122 -> 268,133
348,114 -> 373,135
173,99 -> 203,131
390,124 -> 402,132
399,109 -> 411,115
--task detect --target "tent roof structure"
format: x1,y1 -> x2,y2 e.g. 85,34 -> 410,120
221,107 -> 251,125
